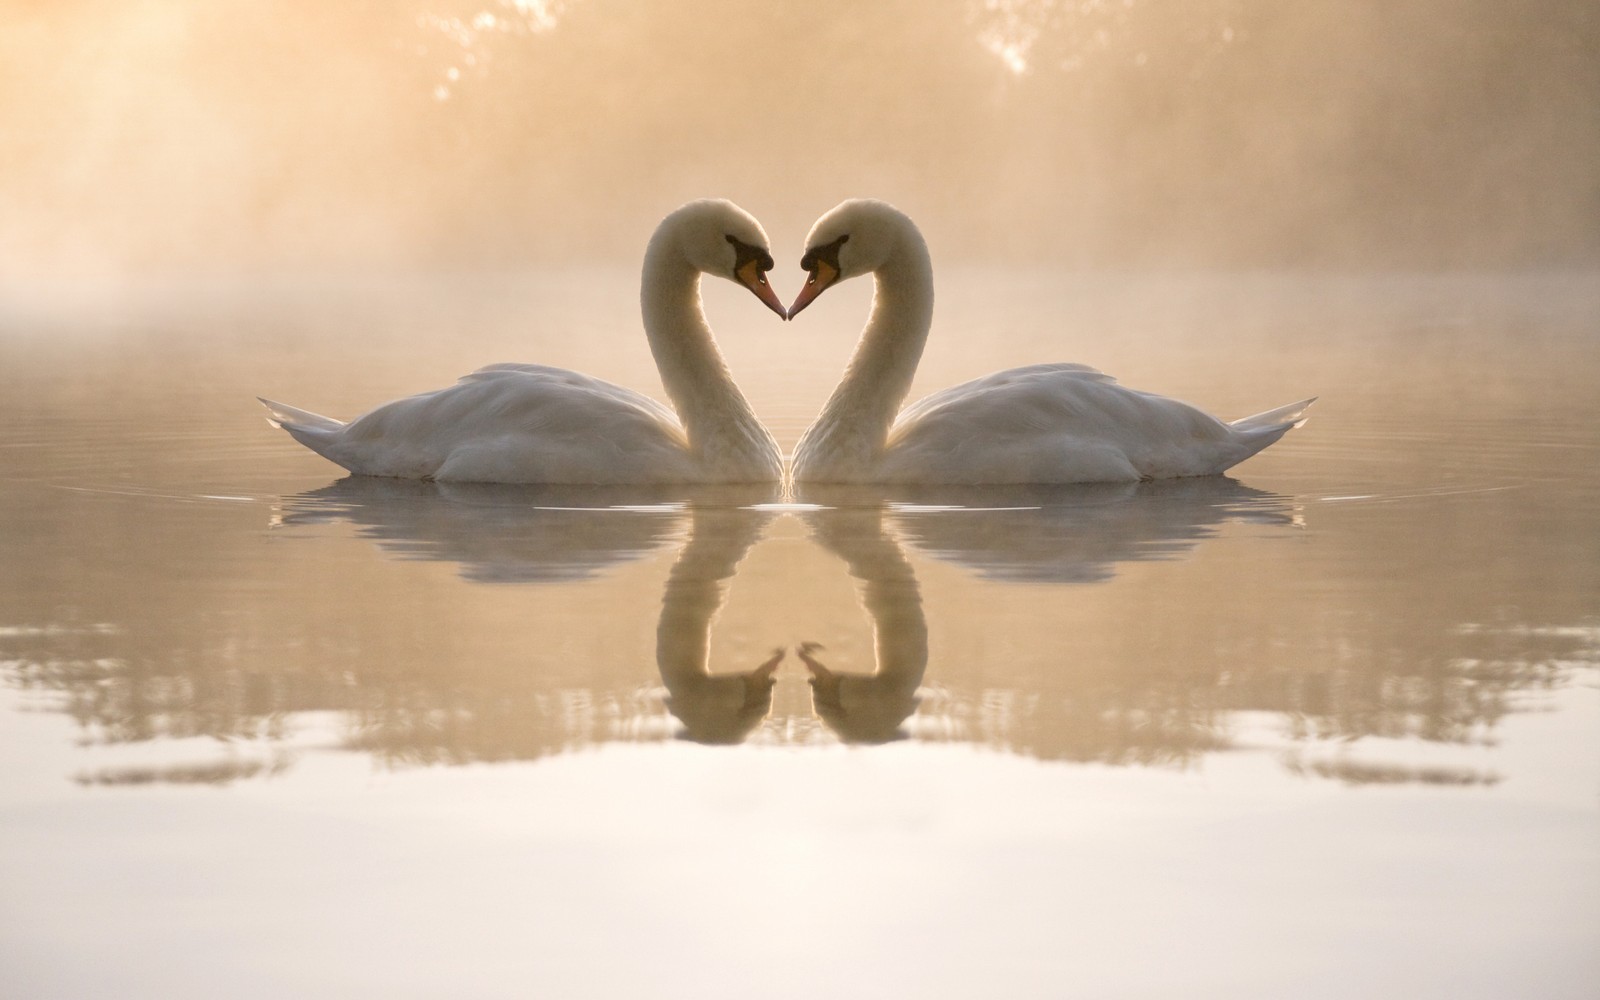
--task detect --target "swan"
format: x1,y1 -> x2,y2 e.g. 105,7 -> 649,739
259,200 -> 787,484
785,199 -> 1315,484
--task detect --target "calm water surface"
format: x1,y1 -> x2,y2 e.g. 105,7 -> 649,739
2,271 -> 1597,998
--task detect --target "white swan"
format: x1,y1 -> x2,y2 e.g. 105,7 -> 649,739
259,200 -> 786,484
785,199 -> 1315,484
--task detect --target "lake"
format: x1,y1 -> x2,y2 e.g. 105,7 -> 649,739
2,268 -> 1597,998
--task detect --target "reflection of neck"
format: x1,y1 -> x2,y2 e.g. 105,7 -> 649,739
794,233 -> 935,478
855,519 -> 927,696
641,235 -> 779,478
655,508 -> 772,742
808,507 -> 928,740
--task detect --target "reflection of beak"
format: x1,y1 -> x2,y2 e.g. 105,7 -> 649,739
786,261 -> 839,320
796,641 -> 841,706
736,259 -> 787,319
742,647 -> 785,711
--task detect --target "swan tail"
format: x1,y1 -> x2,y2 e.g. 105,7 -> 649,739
1211,396 -> 1316,471
1231,396 -> 1317,433
258,397 -> 344,433
257,396 -> 355,468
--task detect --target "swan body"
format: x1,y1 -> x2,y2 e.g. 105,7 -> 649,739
261,200 -> 786,484
786,199 -> 1313,485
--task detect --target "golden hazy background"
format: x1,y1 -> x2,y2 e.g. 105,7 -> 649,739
2,0 -> 1597,286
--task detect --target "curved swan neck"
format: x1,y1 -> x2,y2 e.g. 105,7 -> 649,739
640,234 -> 775,466
808,228 -> 935,453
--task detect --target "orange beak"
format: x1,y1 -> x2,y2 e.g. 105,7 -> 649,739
736,259 -> 787,319
785,260 -> 839,320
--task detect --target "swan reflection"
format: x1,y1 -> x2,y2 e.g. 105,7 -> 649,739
787,479 -> 1293,743
279,478 -> 1299,749
283,480 -> 788,745
794,503 -> 927,744
655,505 -> 784,744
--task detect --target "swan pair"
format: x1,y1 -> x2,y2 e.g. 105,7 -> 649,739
260,199 -> 1313,485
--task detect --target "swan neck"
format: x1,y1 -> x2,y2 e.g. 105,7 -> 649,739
817,241 -> 935,445
640,239 -> 774,469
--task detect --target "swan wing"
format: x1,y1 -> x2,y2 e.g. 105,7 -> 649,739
892,363 -> 1115,429
282,366 -> 696,484
884,365 -> 1299,484
461,363 -> 684,429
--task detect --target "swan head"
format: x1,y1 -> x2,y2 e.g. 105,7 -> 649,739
664,199 -> 786,318
787,198 -> 914,319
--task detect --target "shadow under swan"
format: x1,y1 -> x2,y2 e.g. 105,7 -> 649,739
278,477 -> 780,583
865,477 -> 1296,583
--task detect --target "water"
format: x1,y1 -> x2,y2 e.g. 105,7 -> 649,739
2,270 -> 1597,998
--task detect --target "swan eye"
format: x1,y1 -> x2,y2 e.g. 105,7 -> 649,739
800,234 -> 849,275
725,234 -> 774,278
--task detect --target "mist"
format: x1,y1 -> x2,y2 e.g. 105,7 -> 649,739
2,0 -> 1596,286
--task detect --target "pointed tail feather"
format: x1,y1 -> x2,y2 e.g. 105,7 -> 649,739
257,397 -> 355,470
1231,396 -> 1317,432
257,397 -> 344,432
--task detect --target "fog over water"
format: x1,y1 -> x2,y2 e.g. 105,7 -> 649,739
2,0 -> 1596,289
